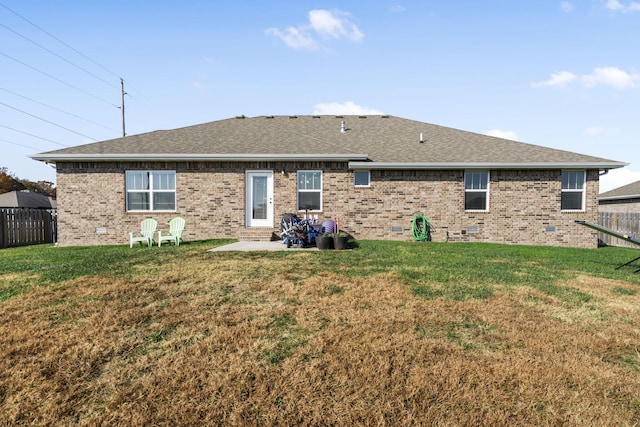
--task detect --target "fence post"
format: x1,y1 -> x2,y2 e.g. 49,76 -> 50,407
44,210 -> 51,244
0,209 -> 7,248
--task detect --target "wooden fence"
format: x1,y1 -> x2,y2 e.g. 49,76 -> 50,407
0,208 -> 57,249
598,212 -> 640,248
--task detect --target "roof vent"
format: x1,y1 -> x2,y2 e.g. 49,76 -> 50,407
266,115 -> 274,119
235,115 -> 246,119
419,133 -> 424,143
341,120 -> 346,133
359,115 -> 367,119
289,115 -> 298,119
381,115 -> 390,118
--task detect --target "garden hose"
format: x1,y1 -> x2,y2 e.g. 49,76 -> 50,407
411,214 -> 430,241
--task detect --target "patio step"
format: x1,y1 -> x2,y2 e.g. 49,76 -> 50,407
237,228 -> 280,242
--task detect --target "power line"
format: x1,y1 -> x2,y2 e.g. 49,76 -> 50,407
0,136 -> 41,151
0,51 -> 119,108
0,123 -> 68,147
1,102 -> 98,141
0,1 -> 122,81
0,87 -> 119,132
0,22 -> 119,91
0,1 -> 135,139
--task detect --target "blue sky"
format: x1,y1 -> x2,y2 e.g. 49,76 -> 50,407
1,0 -> 639,192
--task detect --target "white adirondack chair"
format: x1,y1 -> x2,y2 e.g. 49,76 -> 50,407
129,218 -> 158,248
158,217 -> 186,246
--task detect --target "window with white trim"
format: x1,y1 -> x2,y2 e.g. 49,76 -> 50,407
297,170 -> 322,211
464,171 -> 489,211
561,170 -> 585,211
354,170 -> 370,187
126,171 -> 176,211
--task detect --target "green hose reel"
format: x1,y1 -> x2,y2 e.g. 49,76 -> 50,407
411,214 -> 431,242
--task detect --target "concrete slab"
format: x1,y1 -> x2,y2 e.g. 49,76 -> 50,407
208,241 -> 319,252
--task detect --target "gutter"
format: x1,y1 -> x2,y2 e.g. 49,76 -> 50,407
29,153 -> 370,162
348,161 -> 628,170
599,194 -> 640,202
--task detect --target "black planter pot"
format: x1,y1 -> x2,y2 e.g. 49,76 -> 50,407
316,235 -> 334,250
333,235 -> 349,250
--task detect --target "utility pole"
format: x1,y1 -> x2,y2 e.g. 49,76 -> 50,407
120,78 -> 126,137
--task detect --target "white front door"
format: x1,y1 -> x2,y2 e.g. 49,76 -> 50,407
246,171 -> 274,227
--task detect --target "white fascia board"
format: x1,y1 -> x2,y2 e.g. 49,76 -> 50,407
30,153 -> 370,162
599,194 -> 640,201
348,161 -> 628,170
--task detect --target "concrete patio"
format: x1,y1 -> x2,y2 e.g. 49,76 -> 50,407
208,241 -> 319,252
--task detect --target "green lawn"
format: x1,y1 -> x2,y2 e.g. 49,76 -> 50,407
2,239 -> 639,303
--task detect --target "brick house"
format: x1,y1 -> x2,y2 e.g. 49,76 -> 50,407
30,115 -> 626,248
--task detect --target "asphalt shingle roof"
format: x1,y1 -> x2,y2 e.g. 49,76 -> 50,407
600,180 -> 640,199
0,191 -> 56,208
32,115 -> 625,169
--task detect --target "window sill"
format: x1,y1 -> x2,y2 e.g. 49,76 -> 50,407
127,210 -> 177,213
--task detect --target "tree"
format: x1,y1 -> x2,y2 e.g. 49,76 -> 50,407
0,167 -> 55,197
18,179 -> 56,198
0,168 -> 13,194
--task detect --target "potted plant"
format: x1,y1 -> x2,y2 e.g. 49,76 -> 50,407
332,232 -> 349,250
315,233 -> 334,250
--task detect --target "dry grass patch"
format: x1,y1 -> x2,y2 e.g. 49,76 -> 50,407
1,249 -> 640,425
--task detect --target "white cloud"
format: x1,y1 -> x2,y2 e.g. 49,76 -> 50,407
485,129 -> 519,141
584,126 -> 605,136
390,5 -> 407,13
312,101 -> 384,115
532,71 -> 577,88
533,67 -> 639,90
600,168 -> 640,193
264,26 -> 319,50
582,66 -> 637,89
605,0 -> 640,12
561,1 -> 575,12
266,9 -> 364,50
606,0 -> 624,10
309,9 -> 364,42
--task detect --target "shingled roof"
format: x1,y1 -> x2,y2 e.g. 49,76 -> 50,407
31,115 -> 626,170
0,191 -> 56,209
600,180 -> 640,200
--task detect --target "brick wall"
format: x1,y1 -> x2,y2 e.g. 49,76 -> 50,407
328,168 -> 600,248
55,162 -> 600,248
